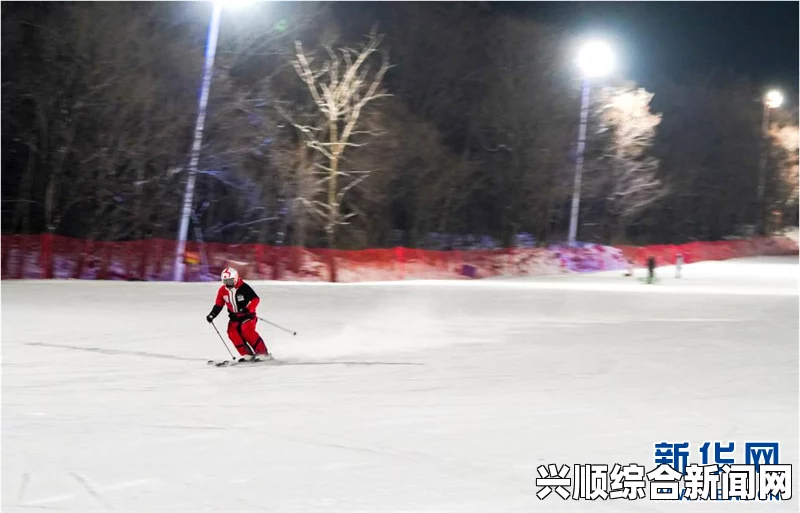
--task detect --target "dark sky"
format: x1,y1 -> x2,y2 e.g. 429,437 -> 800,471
495,1 -> 799,104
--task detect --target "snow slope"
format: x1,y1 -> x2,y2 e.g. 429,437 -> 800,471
2,256 -> 798,512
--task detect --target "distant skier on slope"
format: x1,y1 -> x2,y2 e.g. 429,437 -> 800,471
646,256 -> 656,284
206,267 -> 271,360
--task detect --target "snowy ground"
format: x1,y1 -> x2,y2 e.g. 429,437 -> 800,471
2,256 -> 798,512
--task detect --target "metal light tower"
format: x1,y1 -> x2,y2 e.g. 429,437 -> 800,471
568,40 -> 614,246
174,3 -> 223,282
755,89 -> 783,235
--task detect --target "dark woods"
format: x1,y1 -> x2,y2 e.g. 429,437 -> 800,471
2,2 -> 797,249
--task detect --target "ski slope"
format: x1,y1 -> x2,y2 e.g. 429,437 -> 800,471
2,256 -> 798,512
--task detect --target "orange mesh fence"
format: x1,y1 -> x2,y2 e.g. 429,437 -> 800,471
2,234 -> 796,282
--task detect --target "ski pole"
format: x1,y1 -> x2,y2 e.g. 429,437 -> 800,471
258,317 -> 297,336
210,321 -> 235,359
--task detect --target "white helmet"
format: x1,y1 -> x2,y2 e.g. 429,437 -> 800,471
221,267 -> 239,288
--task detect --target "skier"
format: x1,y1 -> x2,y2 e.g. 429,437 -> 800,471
675,253 -> 684,278
206,267 -> 271,361
646,256 -> 656,284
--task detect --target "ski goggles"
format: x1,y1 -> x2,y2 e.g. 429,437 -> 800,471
223,277 -> 236,287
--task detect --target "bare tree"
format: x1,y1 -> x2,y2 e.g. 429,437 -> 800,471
644,75 -> 764,241
594,86 -> 664,240
269,119 -> 324,247
478,16 -> 576,244
329,96 -> 461,248
3,3 -> 198,240
169,1 -> 330,245
283,30 -> 390,250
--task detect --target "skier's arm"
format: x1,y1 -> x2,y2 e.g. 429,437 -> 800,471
206,289 -> 225,322
246,297 -> 260,313
240,284 -> 260,315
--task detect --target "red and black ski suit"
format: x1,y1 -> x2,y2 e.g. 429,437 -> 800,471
207,279 -> 268,357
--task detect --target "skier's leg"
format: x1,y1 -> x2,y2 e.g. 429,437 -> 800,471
241,318 -> 269,355
227,321 -> 253,356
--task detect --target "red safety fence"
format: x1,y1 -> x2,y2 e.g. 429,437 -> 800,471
1,234 -> 796,282
615,237 -> 799,267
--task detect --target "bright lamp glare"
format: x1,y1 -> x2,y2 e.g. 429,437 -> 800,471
577,41 -> 614,78
766,90 -> 784,109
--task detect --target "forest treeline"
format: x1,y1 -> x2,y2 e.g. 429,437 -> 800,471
2,2 -> 797,249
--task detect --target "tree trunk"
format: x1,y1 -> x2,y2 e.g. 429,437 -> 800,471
44,179 -> 57,234
327,155 -> 339,250
295,205 -> 307,248
326,116 -> 341,282
328,119 -> 340,250
12,143 -> 37,234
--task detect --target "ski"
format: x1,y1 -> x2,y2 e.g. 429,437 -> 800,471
207,356 -> 277,367
207,359 -> 234,367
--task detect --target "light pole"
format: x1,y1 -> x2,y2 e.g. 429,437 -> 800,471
568,40 -> 614,246
174,3 -> 223,282
755,89 -> 783,235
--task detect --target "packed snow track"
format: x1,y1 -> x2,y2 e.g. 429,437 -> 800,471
2,256 -> 797,512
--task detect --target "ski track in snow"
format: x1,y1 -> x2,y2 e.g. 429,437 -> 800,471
2,256 -> 797,512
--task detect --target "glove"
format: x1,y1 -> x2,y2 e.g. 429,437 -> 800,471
237,309 -> 254,321
207,304 -> 223,323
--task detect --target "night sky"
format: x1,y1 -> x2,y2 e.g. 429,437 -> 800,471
496,1 -> 799,104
